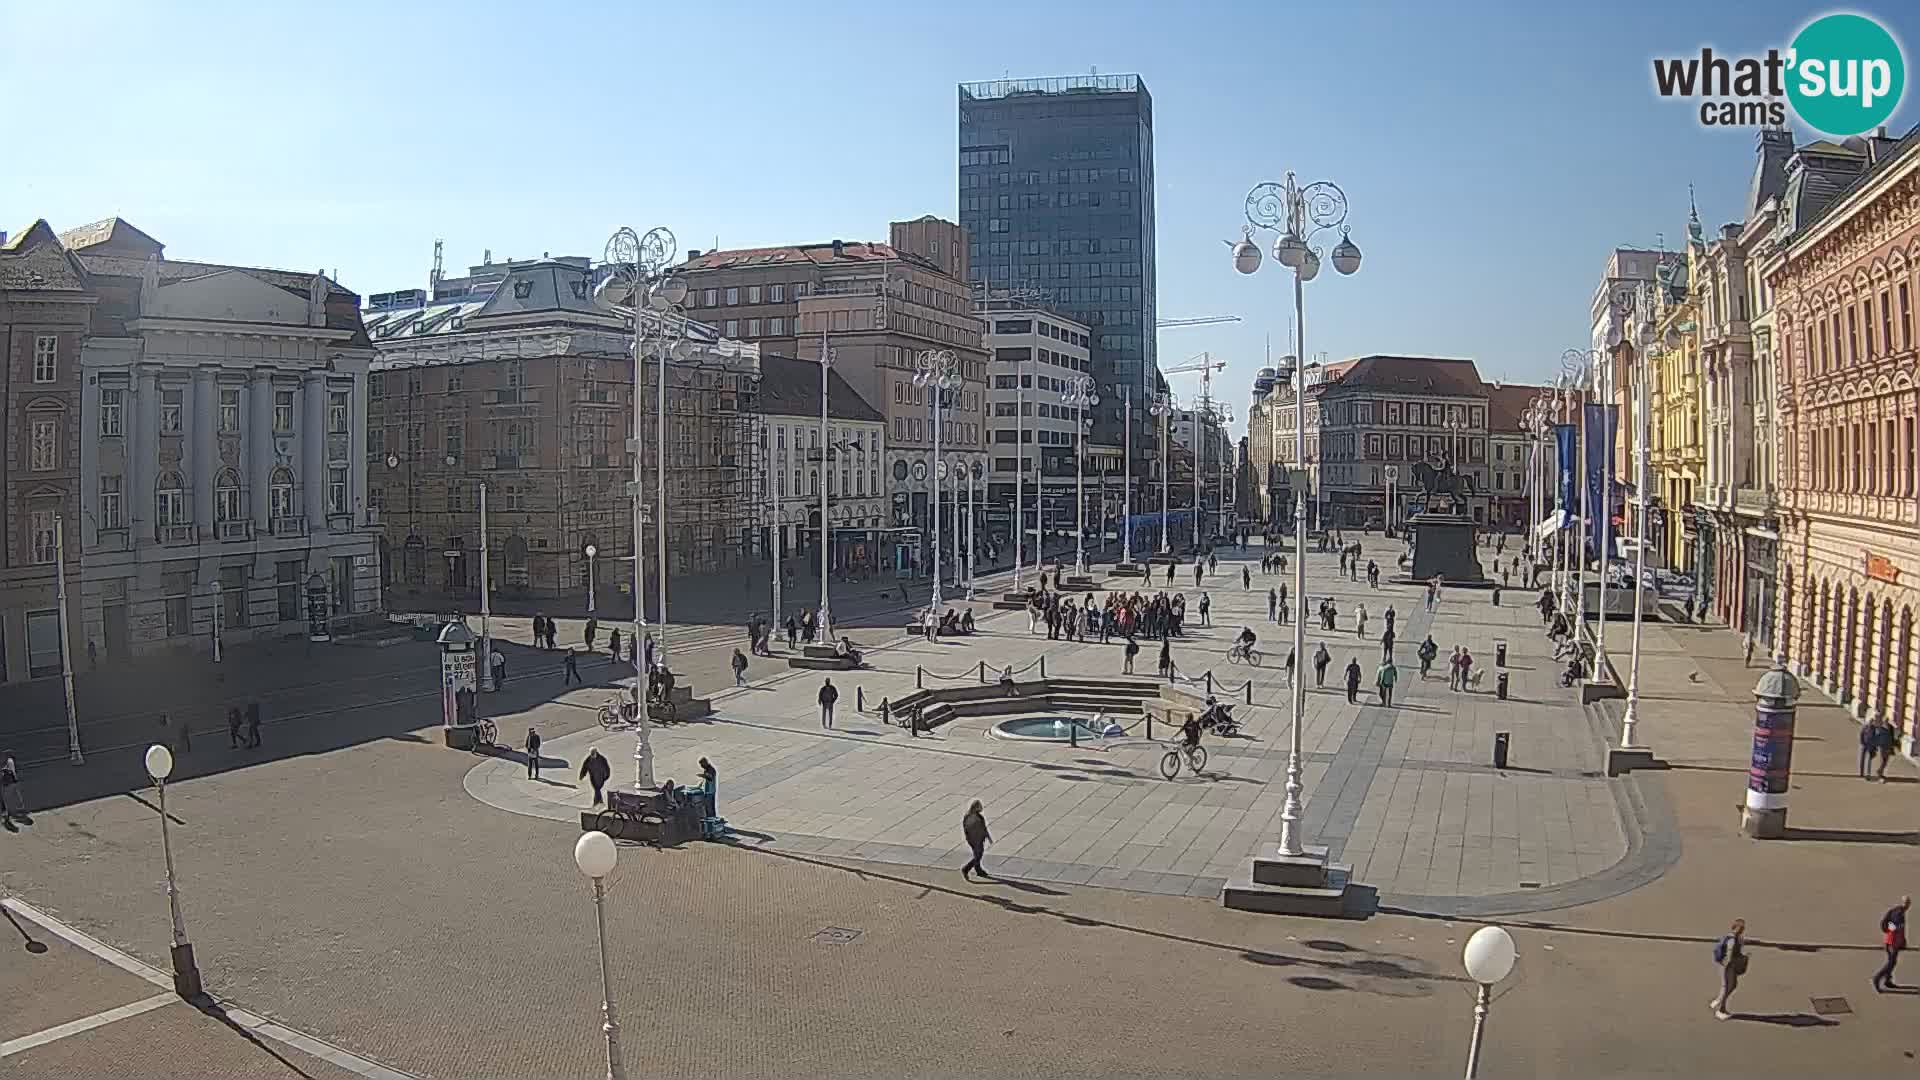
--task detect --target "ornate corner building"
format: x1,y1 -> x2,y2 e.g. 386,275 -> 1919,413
1768,127 -> 1920,738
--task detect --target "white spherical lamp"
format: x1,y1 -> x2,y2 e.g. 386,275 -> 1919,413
574,830 -> 618,879
660,276 -> 690,306
1331,231 -> 1362,276
1232,237 -> 1262,275
1274,230 -> 1309,270
1298,250 -> 1322,283
145,744 -> 174,781
1462,925 -> 1517,985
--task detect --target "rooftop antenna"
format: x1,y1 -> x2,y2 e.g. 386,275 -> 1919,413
431,239 -> 444,301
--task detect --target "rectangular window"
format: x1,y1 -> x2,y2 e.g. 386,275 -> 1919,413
1864,300 -> 1876,356
219,387 -> 241,432
100,388 -> 123,436
161,388 -> 183,433
703,288 -> 718,307
221,564 -> 247,629
100,475 -> 123,530
28,510 -> 55,564
747,318 -> 762,336
769,317 -> 785,335
369,373 -> 384,399
445,423 -> 463,460
29,417 -> 58,470
329,391 -> 349,433
327,467 -> 348,515
274,390 -> 295,432
1882,293 -> 1894,353
725,287 -> 739,305
1903,283 -> 1913,349
725,320 -> 739,337
276,561 -> 302,623
747,285 -> 761,303
770,284 -> 785,303
1849,308 -> 1860,362
32,335 -> 57,383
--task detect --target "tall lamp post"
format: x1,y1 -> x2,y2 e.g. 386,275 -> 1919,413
817,345 -> 837,637
1122,386 -> 1135,564
598,224 -> 689,792
914,350 -> 959,611
585,543 -> 598,615
1461,925 -> 1518,1079
1619,338 -> 1655,750
1233,170 -> 1363,859
1567,347 -> 1611,674
1063,375 -> 1098,573
143,744 -> 202,999
1150,392 -> 1174,556
573,831 -> 625,1080
967,460 -> 982,598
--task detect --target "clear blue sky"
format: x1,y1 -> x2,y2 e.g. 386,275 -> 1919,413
4,1 -> 1914,435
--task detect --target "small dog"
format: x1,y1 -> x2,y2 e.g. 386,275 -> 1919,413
1465,669 -> 1486,692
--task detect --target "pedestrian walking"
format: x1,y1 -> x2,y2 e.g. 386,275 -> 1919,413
1743,633 -> 1756,667
608,628 -> 622,663
524,728 -> 542,779
1710,919 -> 1748,1019
1198,592 -> 1211,627
1684,595 -> 1696,623
1355,603 -> 1368,640
819,678 -> 839,729
1418,636 -> 1438,679
1158,637 -> 1173,681
1344,658 -> 1363,704
1376,659 -> 1398,707
1314,642 -> 1331,687
961,800 -> 992,880
1448,646 -> 1464,690
1384,605 -> 1395,635
585,617 -> 599,651
1195,564 -> 1204,588
1166,562 -> 1175,586
0,753 -> 22,829
1381,626 -> 1396,662
1367,560 -> 1379,589
532,614 -> 546,650
491,646 -> 507,688
580,748 -> 612,806
1123,635 -> 1139,675
731,648 -> 748,687
1458,647 -> 1475,692
1875,896 -> 1911,991
1242,565 -> 1251,590
1862,716 -> 1895,779
1285,648 -> 1296,688
86,639 -> 97,671
1268,588 -> 1278,622
227,706 -> 243,748
643,634 -> 656,674
785,613 -> 799,649
245,701 -> 262,748
564,648 -> 582,684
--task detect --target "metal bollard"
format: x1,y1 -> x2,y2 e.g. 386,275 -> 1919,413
1245,680 -> 1253,706
916,666 -> 924,689
1070,718 -> 1079,747
978,661 -> 986,684
1040,656 -> 1047,679
1146,711 -> 1153,741
857,686 -> 865,712
1206,671 -> 1215,695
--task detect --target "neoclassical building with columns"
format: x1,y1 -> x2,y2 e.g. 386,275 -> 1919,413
1768,128 -> 1920,744
64,219 -> 380,661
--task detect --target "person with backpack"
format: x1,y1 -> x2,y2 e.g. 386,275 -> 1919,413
1123,635 -> 1140,675
1711,918 -> 1748,1019
731,648 -> 749,687
1313,642 -> 1331,688
1875,896 -> 1911,992
1418,636 -> 1439,679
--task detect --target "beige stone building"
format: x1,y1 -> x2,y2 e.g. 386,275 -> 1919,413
1768,125 -> 1920,743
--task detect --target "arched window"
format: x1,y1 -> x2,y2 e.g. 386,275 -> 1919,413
156,470 -> 187,527
214,468 -> 244,522
270,466 -> 297,524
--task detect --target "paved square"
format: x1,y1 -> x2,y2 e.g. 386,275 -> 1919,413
470,537 -> 1630,909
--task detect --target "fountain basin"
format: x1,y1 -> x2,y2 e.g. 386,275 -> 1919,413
989,715 -> 1126,742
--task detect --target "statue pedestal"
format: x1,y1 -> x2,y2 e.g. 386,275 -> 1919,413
1405,512 -> 1487,586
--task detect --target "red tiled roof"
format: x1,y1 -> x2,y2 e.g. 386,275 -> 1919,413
1484,383 -> 1557,433
682,241 -> 907,271
1328,355 -> 1486,396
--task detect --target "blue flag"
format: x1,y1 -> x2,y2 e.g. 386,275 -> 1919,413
1583,404 -> 1617,562
1554,423 -> 1578,525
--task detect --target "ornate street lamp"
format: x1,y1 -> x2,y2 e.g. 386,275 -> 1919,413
1062,374 -> 1099,573
1149,392 -> 1175,555
1233,170 -> 1361,862
914,350 -> 960,612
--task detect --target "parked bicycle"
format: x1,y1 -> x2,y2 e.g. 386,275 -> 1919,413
598,696 -> 639,729
1159,741 -> 1209,780
472,718 -> 498,751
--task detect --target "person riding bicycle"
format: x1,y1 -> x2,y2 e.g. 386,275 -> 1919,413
1180,711 -> 1203,749
1234,626 -> 1257,655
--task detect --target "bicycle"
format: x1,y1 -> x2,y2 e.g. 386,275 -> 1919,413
598,696 -> 639,729
1159,740 -> 1208,780
1226,642 -> 1262,666
473,717 -> 498,750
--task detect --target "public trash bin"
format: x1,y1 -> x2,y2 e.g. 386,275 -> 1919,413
1497,672 -> 1510,700
1495,639 -> 1508,667
1493,731 -> 1511,769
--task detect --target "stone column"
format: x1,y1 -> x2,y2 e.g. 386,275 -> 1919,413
192,367 -> 216,537
346,374 -> 366,529
132,367 -> 159,538
302,371 -> 326,527
250,370 -> 274,531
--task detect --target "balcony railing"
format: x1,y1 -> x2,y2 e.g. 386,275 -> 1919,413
216,519 -> 253,541
271,515 -> 308,537
158,524 -> 194,545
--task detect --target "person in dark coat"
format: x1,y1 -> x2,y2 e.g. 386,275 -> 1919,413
818,678 -> 839,729
731,648 -> 749,687
585,618 -> 599,651
1344,658 -> 1363,704
961,800 -> 992,880
564,648 -> 582,685
227,706 -> 244,748
1875,896 -> 1911,991
608,628 -> 622,663
524,728 -> 542,779
579,748 -> 612,805
1123,635 -> 1140,675
245,701 -> 262,748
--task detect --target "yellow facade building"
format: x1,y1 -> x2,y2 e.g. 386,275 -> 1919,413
1648,214 -> 1706,575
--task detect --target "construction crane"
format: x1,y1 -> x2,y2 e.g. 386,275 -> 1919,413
1158,315 -> 1242,328
1159,352 -> 1235,548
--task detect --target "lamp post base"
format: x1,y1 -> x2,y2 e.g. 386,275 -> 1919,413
1220,845 -> 1363,918
1604,745 -> 1661,777
170,942 -> 203,999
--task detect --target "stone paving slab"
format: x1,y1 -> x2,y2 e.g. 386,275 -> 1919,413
469,537 -> 1636,909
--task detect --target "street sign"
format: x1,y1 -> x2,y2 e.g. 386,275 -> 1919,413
1384,466 -> 1398,483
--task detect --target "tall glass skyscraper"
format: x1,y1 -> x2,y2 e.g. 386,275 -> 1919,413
957,75 -> 1157,458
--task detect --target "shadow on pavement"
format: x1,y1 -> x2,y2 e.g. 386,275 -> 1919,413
194,997 -> 320,1078
753,845 -> 1454,995
1780,826 -> 1920,846
3,906 -> 49,953
1733,1012 -> 1838,1027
